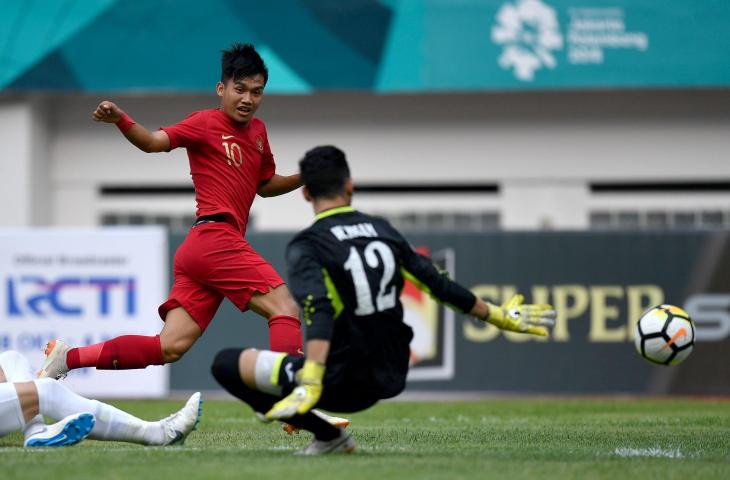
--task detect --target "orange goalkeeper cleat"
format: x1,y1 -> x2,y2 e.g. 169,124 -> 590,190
282,410 -> 350,435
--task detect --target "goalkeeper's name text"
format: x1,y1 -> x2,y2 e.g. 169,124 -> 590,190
330,223 -> 378,241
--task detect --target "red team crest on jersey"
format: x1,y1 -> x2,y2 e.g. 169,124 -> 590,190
255,135 -> 264,152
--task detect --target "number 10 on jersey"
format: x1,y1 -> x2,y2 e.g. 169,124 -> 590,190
222,142 -> 243,167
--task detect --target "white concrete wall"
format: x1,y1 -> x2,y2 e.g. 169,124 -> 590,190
2,89 -> 728,230
0,100 -> 32,226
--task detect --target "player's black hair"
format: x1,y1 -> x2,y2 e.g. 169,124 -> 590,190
221,43 -> 268,84
300,145 -> 351,199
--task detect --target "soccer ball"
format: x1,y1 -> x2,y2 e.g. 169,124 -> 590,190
634,304 -> 695,366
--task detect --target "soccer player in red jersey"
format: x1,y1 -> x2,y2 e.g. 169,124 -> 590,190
39,44 -> 306,378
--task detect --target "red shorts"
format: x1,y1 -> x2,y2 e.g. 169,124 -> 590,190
158,222 -> 284,332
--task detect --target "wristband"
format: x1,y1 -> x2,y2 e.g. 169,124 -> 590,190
115,112 -> 136,133
485,302 -> 505,327
298,360 -> 325,386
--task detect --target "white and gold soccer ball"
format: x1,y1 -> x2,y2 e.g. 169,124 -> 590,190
634,304 -> 695,366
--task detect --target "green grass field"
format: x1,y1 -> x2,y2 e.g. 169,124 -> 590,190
1,398 -> 729,479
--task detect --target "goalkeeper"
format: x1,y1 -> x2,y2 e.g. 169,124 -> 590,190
211,145 -> 556,455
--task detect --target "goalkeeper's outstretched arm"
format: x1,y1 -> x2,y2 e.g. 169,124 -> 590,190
395,228 -> 556,336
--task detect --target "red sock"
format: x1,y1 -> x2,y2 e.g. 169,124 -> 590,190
268,315 -> 303,356
67,335 -> 164,370
66,342 -> 104,369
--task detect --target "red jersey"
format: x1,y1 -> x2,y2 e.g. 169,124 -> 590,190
161,109 -> 276,235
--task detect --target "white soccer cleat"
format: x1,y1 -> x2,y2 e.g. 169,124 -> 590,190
282,409 -> 350,435
161,392 -> 203,446
37,339 -> 71,380
24,412 -> 95,448
255,412 -> 273,424
295,428 -> 355,456
312,410 -> 350,428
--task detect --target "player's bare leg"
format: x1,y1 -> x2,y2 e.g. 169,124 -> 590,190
160,307 -> 203,363
249,284 -> 304,354
249,284 -> 300,318
13,382 -> 41,425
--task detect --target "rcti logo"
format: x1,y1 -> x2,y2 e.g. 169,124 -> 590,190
5,276 -> 137,317
492,0 -> 563,81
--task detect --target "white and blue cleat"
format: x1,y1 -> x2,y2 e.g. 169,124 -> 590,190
161,392 -> 202,446
24,412 -> 95,448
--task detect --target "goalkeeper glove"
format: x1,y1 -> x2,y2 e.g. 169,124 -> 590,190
483,294 -> 556,337
266,360 -> 325,420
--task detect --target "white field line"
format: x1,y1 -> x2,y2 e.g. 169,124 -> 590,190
613,447 -> 684,459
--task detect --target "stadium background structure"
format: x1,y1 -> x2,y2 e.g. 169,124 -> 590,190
0,0 -> 729,473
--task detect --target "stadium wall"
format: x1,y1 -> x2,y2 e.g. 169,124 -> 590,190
1,227 -> 728,395
165,230 -> 730,395
1,89 -> 729,231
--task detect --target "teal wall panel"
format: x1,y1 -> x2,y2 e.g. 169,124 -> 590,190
3,1 -> 729,93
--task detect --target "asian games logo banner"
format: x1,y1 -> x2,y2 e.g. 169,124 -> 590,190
0,228 -> 168,398
492,0 -> 649,81
403,248 -> 455,381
